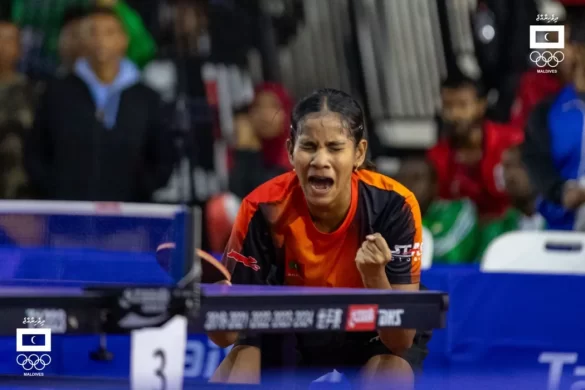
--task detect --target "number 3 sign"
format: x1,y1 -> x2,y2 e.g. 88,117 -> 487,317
130,315 -> 188,390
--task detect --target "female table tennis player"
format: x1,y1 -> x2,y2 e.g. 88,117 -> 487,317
209,88 -> 429,389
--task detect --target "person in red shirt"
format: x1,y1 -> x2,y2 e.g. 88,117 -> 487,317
427,75 -> 522,219
209,88 -> 428,389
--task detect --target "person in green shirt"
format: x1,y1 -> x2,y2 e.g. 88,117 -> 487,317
477,145 -> 546,255
396,158 -> 479,265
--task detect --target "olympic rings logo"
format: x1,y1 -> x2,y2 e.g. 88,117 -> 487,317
529,51 -> 565,68
16,354 -> 51,371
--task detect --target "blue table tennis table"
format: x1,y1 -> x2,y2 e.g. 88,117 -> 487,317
0,283 -> 447,389
0,200 -> 448,389
0,283 -> 447,335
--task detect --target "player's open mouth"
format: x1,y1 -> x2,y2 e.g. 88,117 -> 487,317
308,176 -> 334,194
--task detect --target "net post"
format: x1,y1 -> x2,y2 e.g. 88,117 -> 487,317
184,205 -> 202,285
177,205 -> 201,316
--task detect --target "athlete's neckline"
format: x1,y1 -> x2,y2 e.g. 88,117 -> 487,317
302,174 -> 359,239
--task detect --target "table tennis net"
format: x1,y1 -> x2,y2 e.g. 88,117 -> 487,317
0,200 -> 189,286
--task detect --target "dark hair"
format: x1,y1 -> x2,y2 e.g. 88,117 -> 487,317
440,73 -> 486,98
290,88 -> 376,171
85,6 -> 123,26
566,7 -> 585,26
0,17 -> 17,28
61,6 -> 88,30
567,7 -> 585,44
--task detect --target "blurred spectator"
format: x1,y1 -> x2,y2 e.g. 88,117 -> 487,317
509,22 -> 575,129
58,7 -> 88,74
477,145 -> 547,255
203,83 -> 293,253
427,74 -> 523,219
0,18 -> 38,199
161,0 -> 209,58
396,158 -> 479,264
97,0 -> 156,68
11,0 -> 155,75
501,146 -> 546,230
228,82 -> 292,199
25,7 -> 173,202
144,0 -> 218,204
523,33 -> 585,231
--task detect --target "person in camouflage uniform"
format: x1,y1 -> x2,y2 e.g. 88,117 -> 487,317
0,19 -> 39,199
396,158 -> 480,265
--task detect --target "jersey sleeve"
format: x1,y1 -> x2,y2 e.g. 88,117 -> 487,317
379,193 -> 422,285
221,199 -> 276,285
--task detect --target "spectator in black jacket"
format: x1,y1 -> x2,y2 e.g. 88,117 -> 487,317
25,7 -> 173,202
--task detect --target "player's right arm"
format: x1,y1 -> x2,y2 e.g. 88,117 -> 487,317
208,198 -> 276,348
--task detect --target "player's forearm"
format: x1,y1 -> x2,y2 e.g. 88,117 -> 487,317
378,328 -> 415,356
362,272 -> 415,354
210,345 -> 261,384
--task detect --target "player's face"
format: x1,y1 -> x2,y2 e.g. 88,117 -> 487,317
250,92 -> 285,140
502,148 -> 532,199
0,23 -> 20,69
289,113 -> 366,209
441,86 -> 485,136
85,14 -> 127,65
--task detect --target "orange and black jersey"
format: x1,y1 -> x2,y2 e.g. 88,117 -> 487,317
221,170 -> 422,288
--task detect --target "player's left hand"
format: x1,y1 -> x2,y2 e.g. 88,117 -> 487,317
355,233 -> 392,278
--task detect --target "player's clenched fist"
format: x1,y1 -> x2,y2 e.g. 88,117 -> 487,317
355,233 -> 392,278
